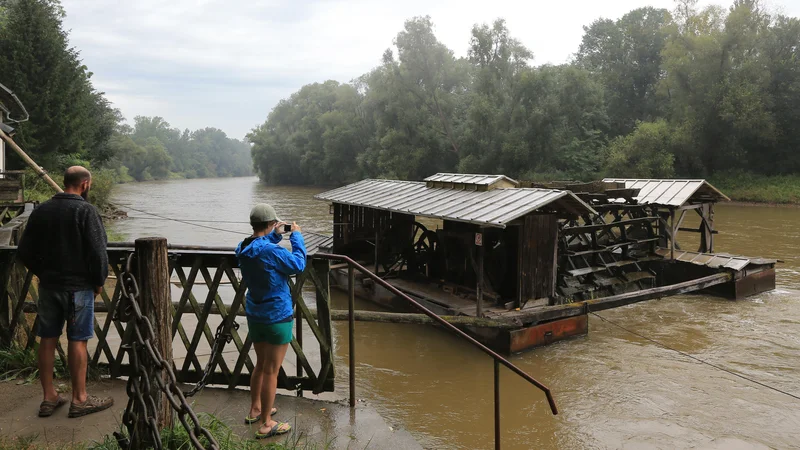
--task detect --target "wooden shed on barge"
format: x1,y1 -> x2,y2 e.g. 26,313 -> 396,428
316,174 -> 776,353
316,174 -> 599,351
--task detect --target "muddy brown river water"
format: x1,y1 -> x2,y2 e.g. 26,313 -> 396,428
109,177 -> 800,449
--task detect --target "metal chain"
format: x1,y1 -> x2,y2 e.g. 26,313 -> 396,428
183,319 -> 239,398
116,253 -> 220,450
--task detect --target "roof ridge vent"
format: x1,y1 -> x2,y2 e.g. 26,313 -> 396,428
423,173 -> 519,191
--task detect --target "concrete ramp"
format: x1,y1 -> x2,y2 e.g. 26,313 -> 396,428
0,379 -> 422,449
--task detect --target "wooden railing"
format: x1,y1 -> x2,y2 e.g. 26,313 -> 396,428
0,244 -> 335,394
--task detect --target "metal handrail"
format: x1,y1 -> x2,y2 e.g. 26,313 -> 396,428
314,252 -> 558,449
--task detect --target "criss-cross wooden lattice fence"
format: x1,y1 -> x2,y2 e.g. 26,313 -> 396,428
0,244 -> 335,394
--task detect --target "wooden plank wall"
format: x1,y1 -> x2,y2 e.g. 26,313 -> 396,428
332,203 -> 395,252
519,214 -> 558,305
0,177 -> 23,203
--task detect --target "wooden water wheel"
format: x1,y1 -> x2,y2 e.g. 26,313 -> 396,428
405,222 -> 438,276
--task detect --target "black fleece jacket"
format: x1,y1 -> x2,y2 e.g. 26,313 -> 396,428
17,193 -> 108,290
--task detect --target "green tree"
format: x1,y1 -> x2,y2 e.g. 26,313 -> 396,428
660,0 -> 780,175
519,65 -> 608,180
604,120 -> 677,178
577,7 -> 673,136
249,81 -> 370,184
0,0 -> 115,165
459,19 -> 532,174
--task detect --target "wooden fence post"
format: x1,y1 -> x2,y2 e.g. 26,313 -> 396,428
135,237 -> 174,437
0,251 -> 14,347
312,259 -> 333,382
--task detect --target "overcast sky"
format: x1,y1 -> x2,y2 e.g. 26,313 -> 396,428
61,0 -> 800,140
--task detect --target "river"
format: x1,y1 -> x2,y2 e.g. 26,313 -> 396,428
109,177 -> 800,450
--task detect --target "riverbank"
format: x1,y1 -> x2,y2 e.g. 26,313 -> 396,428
709,173 -> 800,205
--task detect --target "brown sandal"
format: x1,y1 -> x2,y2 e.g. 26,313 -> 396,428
68,395 -> 114,418
38,394 -> 68,417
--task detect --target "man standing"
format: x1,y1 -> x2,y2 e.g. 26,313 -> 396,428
17,166 -> 113,418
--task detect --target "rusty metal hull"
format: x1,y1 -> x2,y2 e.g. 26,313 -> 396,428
330,269 -> 588,353
732,267 -> 776,300
509,315 -> 588,353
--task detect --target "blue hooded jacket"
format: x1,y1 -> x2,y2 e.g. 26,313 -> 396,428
235,231 -> 307,324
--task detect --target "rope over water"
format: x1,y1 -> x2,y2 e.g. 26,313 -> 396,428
589,311 -> 800,402
110,202 -> 248,236
112,203 -> 800,403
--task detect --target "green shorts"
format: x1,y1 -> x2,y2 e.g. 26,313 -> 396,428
247,318 -> 294,345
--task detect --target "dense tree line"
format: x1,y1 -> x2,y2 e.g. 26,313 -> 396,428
0,0 -> 252,185
250,0 -> 800,185
109,116 -> 252,181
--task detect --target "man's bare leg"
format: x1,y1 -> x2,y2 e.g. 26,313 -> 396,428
39,337 -> 59,402
68,340 -> 88,404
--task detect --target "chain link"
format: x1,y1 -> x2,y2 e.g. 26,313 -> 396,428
184,319 -> 239,398
116,253 -> 221,450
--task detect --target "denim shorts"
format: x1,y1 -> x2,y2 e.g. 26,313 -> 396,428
37,288 -> 95,341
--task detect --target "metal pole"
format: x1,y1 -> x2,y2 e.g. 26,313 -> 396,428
316,253 -> 558,415
494,359 -> 500,450
348,265 -> 356,409
296,298 -> 303,398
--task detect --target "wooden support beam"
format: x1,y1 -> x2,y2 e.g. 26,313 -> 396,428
512,272 -> 732,324
670,209 -> 676,260
0,129 -> 62,193
678,227 -> 719,234
477,232 -> 484,318
561,217 -> 659,236
698,203 -> 715,253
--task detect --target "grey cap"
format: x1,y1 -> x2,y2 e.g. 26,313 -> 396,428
250,203 -> 280,224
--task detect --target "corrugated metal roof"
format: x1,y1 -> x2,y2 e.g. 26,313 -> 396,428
654,248 -> 769,271
278,232 -> 332,256
424,173 -> 519,187
603,178 -> 730,207
315,179 -> 596,228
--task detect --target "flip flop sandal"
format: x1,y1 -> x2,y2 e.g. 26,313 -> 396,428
244,407 -> 277,424
38,394 -> 68,417
255,422 -> 291,439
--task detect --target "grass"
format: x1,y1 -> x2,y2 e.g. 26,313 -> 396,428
709,171 -> 800,205
105,227 -> 126,243
0,344 -> 108,385
0,344 -> 68,384
22,166 -> 118,212
0,413 -> 334,450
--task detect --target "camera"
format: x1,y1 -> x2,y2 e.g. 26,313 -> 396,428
283,224 -> 292,233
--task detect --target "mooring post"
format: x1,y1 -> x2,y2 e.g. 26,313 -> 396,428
135,237 -> 174,435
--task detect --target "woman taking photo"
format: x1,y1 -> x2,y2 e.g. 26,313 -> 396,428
235,203 -> 306,439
